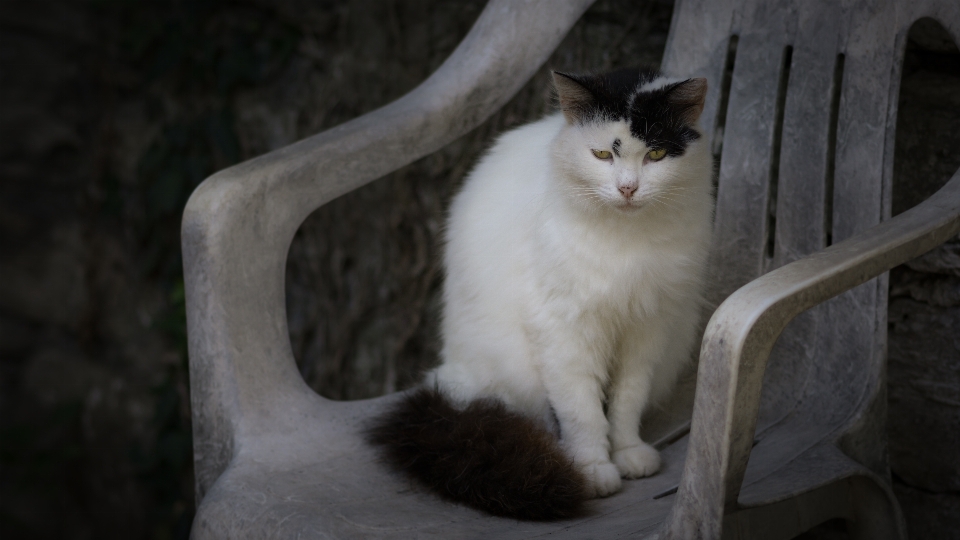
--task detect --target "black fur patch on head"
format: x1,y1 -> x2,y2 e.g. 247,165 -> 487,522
366,388 -> 588,520
553,68 -> 707,157
627,79 -> 705,157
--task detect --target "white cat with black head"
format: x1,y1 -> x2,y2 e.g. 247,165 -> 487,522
369,68 -> 713,520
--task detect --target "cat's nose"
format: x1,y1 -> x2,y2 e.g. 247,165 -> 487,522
618,184 -> 637,198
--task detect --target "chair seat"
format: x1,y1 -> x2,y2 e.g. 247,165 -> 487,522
190,390 -> 893,540
191,394 -> 687,539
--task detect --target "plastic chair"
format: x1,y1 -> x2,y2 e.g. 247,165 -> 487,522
182,0 -> 960,537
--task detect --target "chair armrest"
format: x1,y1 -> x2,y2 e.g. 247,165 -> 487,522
182,0 -> 596,501
661,169 -> 960,539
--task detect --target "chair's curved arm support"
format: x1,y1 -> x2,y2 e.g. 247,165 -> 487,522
661,169 -> 960,540
182,0 -> 596,500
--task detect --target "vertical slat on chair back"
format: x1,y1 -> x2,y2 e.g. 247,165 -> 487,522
785,0 -> 902,474
756,0 -> 843,433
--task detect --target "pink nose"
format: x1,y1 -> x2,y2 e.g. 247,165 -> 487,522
619,185 -> 637,198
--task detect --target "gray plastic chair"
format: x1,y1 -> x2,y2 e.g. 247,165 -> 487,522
182,0 -> 960,538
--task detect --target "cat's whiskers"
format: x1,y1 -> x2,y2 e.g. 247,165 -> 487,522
563,185 -> 608,209
645,192 -> 686,212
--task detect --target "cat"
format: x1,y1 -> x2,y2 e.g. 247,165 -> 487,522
368,68 -> 713,520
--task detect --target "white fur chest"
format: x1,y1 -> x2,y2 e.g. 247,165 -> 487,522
529,205 -> 706,327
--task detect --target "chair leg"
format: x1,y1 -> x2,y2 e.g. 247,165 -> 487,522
721,475 -> 905,540
846,476 -> 906,540
722,482 -> 849,540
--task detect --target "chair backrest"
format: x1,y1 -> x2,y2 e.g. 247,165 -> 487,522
658,0 -> 960,533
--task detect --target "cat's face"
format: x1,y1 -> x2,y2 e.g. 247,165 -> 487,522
551,69 -> 708,214
558,120 -> 692,212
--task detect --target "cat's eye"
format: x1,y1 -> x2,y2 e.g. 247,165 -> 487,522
592,149 -> 613,160
647,148 -> 667,161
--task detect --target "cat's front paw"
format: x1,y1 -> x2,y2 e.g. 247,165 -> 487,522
581,460 -> 622,498
611,443 -> 661,478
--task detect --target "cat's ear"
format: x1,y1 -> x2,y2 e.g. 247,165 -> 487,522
553,71 -> 596,124
667,78 -> 708,125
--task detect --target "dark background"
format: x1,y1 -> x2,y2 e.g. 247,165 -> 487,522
1,1 -> 958,539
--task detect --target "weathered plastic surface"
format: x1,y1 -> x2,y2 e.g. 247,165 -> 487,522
182,0 -> 960,538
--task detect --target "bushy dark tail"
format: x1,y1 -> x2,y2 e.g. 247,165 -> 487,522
366,387 -> 587,520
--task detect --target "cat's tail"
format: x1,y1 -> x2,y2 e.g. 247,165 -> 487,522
365,387 -> 587,520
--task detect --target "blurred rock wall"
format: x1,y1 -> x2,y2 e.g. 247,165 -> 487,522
886,18 -> 960,539
0,1 -> 957,539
